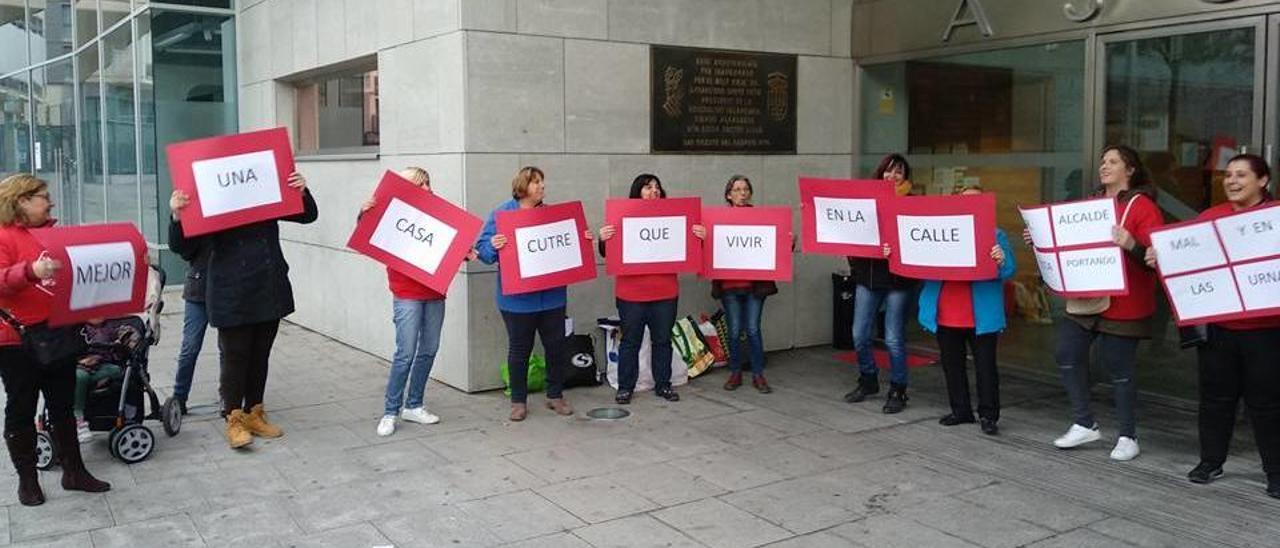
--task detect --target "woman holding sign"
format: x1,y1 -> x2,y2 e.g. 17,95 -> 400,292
710,175 -> 779,393
476,167 -> 592,421
0,174 -> 111,505
1043,145 -> 1163,461
1146,154 -> 1280,497
169,171 -> 318,449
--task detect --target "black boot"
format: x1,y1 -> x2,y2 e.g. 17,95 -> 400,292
882,383 -> 908,414
4,430 -> 45,506
844,374 -> 879,403
51,418 -> 110,493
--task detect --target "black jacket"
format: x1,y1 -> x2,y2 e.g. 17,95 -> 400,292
170,227 -> 211,303
847,257 -> 916,291
169,189 -> 319,328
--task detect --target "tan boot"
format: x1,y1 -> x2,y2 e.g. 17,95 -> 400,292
225,410 -> 253,448
243,404 -> 284,438
509,403 -> 528,422
545,398 -> 573,416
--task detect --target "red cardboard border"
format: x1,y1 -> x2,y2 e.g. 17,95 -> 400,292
496,201 -> 598,295
604,197 -> 702,275
165,127 -> 302,237
798,178 -> 894,257
30,223 -> 148,327
701,206 -> 793,282
882,194 -> 997,281
1151,212 -> 1280,325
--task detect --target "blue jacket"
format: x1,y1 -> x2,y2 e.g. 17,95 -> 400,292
475,199 -> 568,313
917,229 -> 1017,336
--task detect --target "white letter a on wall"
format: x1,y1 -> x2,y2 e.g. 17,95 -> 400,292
942,0 -> 994,42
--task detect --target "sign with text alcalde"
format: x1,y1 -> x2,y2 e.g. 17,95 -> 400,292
30,223 -> 148,327
798,178 -> 894,258
1150,204 -> 1280,325
1019,196 -> 1128,297
165,127 -> 302,237
701,206 -> 793,281
347,171 -> 483,295
496,201 -> 597,295
883,194 -> 996,281
604,197 -> 702,275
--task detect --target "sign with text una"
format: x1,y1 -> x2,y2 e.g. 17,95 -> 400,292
496,201 -> 597,295
165,127 -> 302,236
30,223 -> 148,327
799,178 -> 894,258
701,206 -> 793,281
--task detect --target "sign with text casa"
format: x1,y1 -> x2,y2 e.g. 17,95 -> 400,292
496,201 -> 597,295
30,223 -> 148,327
347,171 -> 483,295
1019,197 -> 1129,297
701,206 -> 792,281
1150,204 -> 1280,325
165,127 -> 302,237
883,194 -> 996,281
604,197 -> 702,275
798,178 -> 894,258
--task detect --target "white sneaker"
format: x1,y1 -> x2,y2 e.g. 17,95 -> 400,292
1110,437 -> 1140,461
76,418 -> 92,443
376,415 -> 397,437
1053,423 -> 1100,448
400,407 -> 440,425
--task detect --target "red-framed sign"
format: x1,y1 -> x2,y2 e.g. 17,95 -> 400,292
30,223 -> 148,327
882,194 -> 997,281
604,197 -> 702,275
165,127 -> 302,237
701,206 -> 793,282
799,177 -> 894,258
347,171 -> 483,295
1019,196 -> 1130,297
496,201 -> 597,295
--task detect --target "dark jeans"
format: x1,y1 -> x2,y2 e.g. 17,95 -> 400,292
720,292 -> 765,375
937,326 -> 1000,421
0,346 -> 75,435
500,307 -> 567,404
1197,326 -> 1280,476
617,297 -> 678,391
218,320 -> 280,415
1055,319 -> 1140,438
173,299 -> 220,402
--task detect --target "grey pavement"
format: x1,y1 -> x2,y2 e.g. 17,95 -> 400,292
1,291 -> 1278,547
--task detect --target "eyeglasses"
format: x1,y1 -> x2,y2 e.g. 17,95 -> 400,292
26,192 -> 50,201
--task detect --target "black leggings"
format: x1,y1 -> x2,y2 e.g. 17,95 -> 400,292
0,346 -> 75,435
218,320 -> 280,415
500,307 -> 567,404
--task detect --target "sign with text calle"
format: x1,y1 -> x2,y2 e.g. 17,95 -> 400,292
496,201 -> 597,295
799,178 -> 894,258
30,223 -> 148,327
884,194 -> 996,281
347,171 -> 483,295
701,206 -> 793,281
1019,197 -> 1129,297
604,197 -> 702,275
165,127 -> 302,237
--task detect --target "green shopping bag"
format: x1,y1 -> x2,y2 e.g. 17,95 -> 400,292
501,354 -> 547,396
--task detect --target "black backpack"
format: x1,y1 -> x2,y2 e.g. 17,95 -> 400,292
564,334 -> 601,388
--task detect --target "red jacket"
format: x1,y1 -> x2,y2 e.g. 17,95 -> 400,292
1103,193 -> 1164,321
1197,201 -> 1280,331
0,222 -> 56,347
387,267 -> 444,301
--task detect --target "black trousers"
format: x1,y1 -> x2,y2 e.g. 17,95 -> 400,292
500,307 -> 567,404
218,320 -> 280,415
1196,326 -> 1280,477
936,326 -> 1000,421
0,346 -> 75,435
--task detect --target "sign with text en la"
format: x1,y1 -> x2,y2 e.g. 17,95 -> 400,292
799,177 -> 894,258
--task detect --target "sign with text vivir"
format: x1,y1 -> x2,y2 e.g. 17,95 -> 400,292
496,201 -> 597,295
31,223 -> 148,327
165,127 -> 302,237
701,206 -> 793,281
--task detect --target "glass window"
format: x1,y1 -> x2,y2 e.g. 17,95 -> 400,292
75,0 -> 97,47
32,58 -> 78,223
101,0 -> 130,32
30,1 -> 75,66
77,43 -> 104,224
103,22 -> 136,225
295,66 -> 379,154
1,72 -> 33,176
1,4 -> 27,75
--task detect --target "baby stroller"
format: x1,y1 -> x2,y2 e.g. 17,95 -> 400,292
31,264 -> 181,468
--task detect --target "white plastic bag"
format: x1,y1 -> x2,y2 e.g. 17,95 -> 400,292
600,322 -> 687,392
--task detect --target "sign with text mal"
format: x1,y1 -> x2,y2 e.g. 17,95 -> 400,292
651,45 -> 797,154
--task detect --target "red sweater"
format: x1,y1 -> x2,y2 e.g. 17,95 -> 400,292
0,223 -> 55,347
1103,194 -> 1164,321
387,267 -> 444,301
936,281 -> 975,328
615,274 -> 679,303
1198,201 -> 1280,331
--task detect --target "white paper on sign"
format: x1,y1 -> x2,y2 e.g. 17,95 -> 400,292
369,198 -> 459,275
1020,207 -> 1054,249
1034,249 -> 1064,292
896,214 -> 976,268
66,242 -> 136,311
813,197 -> 880,245
190,150 -> 283,217
1058,246 -> 1125,292
1214,206 -> 1280,263
1149,222 -> 1227,276
622,216 -> 686,264
1232,258 -> 1280,311
515,218 -> 582,278
1050,198 -> 1116,247
713,225 -> 776,270
1165,268 -> 1243,320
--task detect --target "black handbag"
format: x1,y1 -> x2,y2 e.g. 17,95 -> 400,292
0,308 -> 87,368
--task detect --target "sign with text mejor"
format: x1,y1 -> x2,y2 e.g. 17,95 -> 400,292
496,201 -> 597,295
347,171 -> 483,295
30,223 -> 148,327
701,206 -> 793,281
1149,204 -> 1280,325
1019,197 -> 1129,298
604,197 -> 702,276
165,127 -> 301,237
883,194 -> 997,281
799,178 -> 894,258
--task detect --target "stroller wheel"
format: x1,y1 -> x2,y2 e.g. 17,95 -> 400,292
34,431 -> 56,470
161,397 -> 183,437
112,424 -> 155,464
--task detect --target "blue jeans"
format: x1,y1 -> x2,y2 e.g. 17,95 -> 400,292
852,285 -> 911,386
617,298 -> 678,391
384,298 -> 446,416
721,292 -> 765,375
172,299 -> 217,402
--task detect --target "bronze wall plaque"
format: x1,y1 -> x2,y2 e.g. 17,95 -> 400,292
651,46 -> 797,154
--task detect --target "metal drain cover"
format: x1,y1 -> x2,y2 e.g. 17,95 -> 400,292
585,407 -> 631,420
